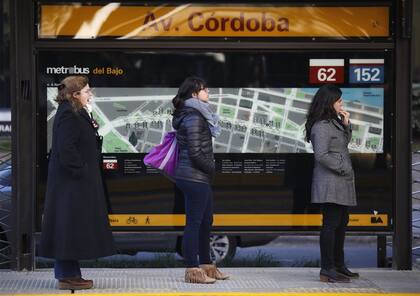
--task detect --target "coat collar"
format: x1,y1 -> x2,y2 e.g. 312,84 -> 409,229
60,101 -> 99,131
79,107 -> 91,122
79,108 -> 99,131
331,118 -> 345,131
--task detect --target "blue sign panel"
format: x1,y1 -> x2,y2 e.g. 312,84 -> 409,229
349,59 -> 385,84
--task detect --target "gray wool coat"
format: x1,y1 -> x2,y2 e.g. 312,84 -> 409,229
310,119 -> 357,206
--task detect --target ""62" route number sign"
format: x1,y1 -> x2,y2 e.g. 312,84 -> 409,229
309,59 -> 344,84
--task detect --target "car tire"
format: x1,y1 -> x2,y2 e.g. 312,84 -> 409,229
210,235 -> 237,263
176,235 -> 237,264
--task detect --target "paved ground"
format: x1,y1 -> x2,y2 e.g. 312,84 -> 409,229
1,268 -> 420,295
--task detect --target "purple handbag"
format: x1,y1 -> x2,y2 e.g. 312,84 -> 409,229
143,131 -> 179,181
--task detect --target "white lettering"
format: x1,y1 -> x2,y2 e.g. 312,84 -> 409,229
0,124 -> 11,132
46,65 -> 90,75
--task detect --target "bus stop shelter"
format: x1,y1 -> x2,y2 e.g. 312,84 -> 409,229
5,0 -> 414,275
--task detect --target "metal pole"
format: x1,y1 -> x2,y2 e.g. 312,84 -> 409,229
377,235 -> 387,268
9,0 -> 35,271
393,0 -> 413,270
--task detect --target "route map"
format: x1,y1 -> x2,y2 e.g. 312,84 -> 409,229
47,87 -> 384,153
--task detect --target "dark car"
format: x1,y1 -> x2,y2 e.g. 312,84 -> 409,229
112,231 -> 276,263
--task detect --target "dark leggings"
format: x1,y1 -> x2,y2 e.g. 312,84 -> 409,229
320,203 -> 349,270
176,179 -> 213,267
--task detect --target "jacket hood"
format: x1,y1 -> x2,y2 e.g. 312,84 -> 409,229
172,107 -> 196,130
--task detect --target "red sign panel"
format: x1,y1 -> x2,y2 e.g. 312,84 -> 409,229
309,59 -> 344,84
103,160 -> 118,170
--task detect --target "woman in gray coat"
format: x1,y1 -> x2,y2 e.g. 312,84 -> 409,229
305,84 -> 359,283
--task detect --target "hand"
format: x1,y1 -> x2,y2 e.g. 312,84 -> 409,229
338,110 -> 350,126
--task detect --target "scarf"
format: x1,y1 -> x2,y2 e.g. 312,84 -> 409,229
184,98 -> 221,138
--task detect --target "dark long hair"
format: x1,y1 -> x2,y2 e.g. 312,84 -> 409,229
172,76 -> 207,109
305,84 -> 342,142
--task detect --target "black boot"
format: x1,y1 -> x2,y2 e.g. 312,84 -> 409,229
320,269 -> 351,283
336,266 -> 359,278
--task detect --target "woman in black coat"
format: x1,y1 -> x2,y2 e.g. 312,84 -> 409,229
172,77 -> 228,284
39,75 -> 115,290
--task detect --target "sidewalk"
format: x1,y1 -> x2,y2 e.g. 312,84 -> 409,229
1,268 -> 420,295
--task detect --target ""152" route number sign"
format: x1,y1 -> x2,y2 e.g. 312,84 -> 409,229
349,59 -> 384,84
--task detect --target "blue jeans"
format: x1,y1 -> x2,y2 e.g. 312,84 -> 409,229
54,260 -> 81,280
176,179 -> 213,267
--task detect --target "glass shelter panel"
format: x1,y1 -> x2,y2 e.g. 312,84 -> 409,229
36,50 -> 393,232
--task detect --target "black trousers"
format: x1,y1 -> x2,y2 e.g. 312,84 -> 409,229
320,203 -> 349,270
176,179 -> 213,267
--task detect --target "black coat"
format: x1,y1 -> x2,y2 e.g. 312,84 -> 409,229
172,107 -> 215,184
39,101 -> 115,260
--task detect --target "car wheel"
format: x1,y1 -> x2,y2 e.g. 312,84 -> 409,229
176,235 -> 237,264
210,235 -> 236,263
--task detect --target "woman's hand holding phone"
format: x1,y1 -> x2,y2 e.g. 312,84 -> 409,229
338,109 -> 350,126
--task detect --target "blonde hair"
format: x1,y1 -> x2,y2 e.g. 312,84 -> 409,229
55,75 -> 89,112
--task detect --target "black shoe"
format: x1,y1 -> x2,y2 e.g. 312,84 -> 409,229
320,269 -> 351,283
336,266 -> 359,278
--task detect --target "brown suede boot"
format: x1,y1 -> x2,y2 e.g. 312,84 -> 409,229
185,267 -> 216,284
58,277 -> 93,290
200,264 -> 230,280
